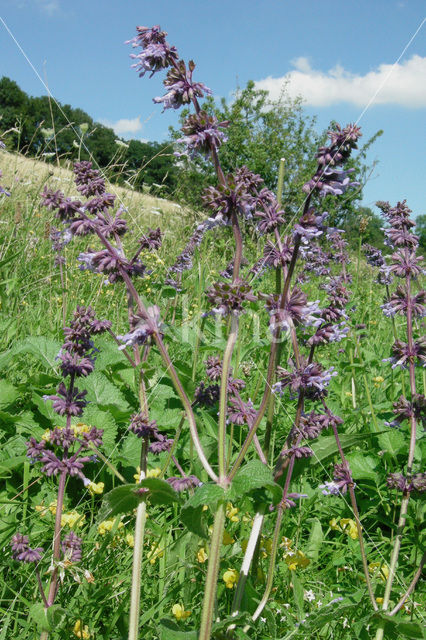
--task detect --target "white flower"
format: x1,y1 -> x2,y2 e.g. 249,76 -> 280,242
304,589 -> 316,602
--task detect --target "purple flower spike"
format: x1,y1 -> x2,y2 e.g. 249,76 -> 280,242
62,531 -> 82,561
167,475 -> 200,492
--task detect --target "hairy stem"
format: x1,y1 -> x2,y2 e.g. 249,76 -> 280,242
198,501 -> 226,640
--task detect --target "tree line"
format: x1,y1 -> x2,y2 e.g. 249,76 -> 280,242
2,75 -> 416,250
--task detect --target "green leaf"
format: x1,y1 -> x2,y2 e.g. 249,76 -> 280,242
29,603 -> 50,632
182,483 -> 225,511
285,590 -> 366,635
376,614 -> 426,639
291,432 -> 382,482
159,619 -> 197,640
230,460 -> 282,504
81,406 -> 117,452
0,380 -> 19,407
46,605 -> 67,630
84,372 -> 130,413
0,337 -> 61,371
346,452 -> 379,480
304,518 -> 323,562
180,504 -> 209,538
291,572 -> 304,620
378,430 -> 405,459
99,480 -> 179,519
0,456 -> 27,478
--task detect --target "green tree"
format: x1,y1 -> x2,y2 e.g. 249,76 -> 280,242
414,214 -> 426,252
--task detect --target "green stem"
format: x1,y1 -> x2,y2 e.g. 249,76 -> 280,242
218,315 -> 239,480
128,438 -> 148,640
198,501 -> 226,640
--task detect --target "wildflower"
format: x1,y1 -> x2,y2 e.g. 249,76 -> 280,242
97,518 -> 124,536
283,549 -> 310,570
304,589 -> 316,602
197,547 -> 208,563
61,511 -> 85,528
223,568 -> 238,588
11,533 -> 43,563
207,279 -> 257,316
172,604 -> 191,621
62,531 -> 82,562
226,502 -> 240,523
167,475 -> 200,492
373,376 -> 384,387
368,562 -> 389,582
147,543 -> 164,564
280,537 -> 292,550
73,620 -> 90,639
330,518 -> 358,540
87,481 -> 104,495
376,597 -> 384,605
126,534 -> 135,548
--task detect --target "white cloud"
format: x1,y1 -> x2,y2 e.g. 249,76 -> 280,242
99,116 -> 143,137
36,0 -> 60,15
255,55 -> 426,108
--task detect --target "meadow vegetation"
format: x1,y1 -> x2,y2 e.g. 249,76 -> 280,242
0,23 -> 424,640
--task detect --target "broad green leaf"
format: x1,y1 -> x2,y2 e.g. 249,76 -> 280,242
0,456 -> 27,478
180,504 -> 209,538
377,614 -> 426,639
29,603 -> 50,632
346,452 -> 380,480
0,380 -> 19,407
378,430 -> 405,459
230,460 -> 282,504
159,619 -> 197,640
0,337 -> 61,371
84,372 -> 130,412
291,432 -> 382,482
182,483 -> 225,512
304,518 -> 323,562
81,406 -> 117,451
291,572 -> 304,620
99,479 -> 179,519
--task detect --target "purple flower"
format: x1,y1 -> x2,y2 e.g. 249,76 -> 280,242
117,305 -> 162,349
149,434 -> 173,454
167,475 -> 200,492
129,414 -> 158,439
58,352 -> 95,377
205,356 -> 222,381
26,437 -> 46,462
73,161 -> 105,197
293,210 -> 328,244
207,279 -> 257,316
178,111 -> 228,156
319,481 -> 341,496
139,227 -> 163,251
389,251 -> 423,279
255,203 -> 285,234
194,382 -> 220,407
263,237 -> 294,268
62,531 -> 82,561
265,288 -> 321,333
228,395 -> 256,426
275,361 -> 337,399
130,41 -> 179,78
154,59 -> 212,110
46,382 -> 88,416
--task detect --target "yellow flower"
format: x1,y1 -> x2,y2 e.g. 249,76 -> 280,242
260,537 -> 273,557
369,562 -> 389,582
197,547 -> 208,563
146,467 -> 162,478
97,518 -> 124,536
71,423 -> 91,436
345,391 -> 353,398
73,620 -> 90,639
284,550 -> 310,571
61,511 -> 85,528
87,481 -> 104,495
41,430 -> 51,441
147,543 -> 164,564
330,518 -> 359,540
280,536 -> 292,549
172,604 -> 191,621
223,568 -> 238,589
376,597 -> 384,605
126,534 -> 135,548
373,376 -> 384,388
226,502 -> 240,523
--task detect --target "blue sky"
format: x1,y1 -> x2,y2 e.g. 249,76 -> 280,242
0,0 -> 425,217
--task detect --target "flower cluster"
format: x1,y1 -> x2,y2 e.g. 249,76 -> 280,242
303,124 -> 361,197
11,533 -> 43,563
128,412 -> 173,454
